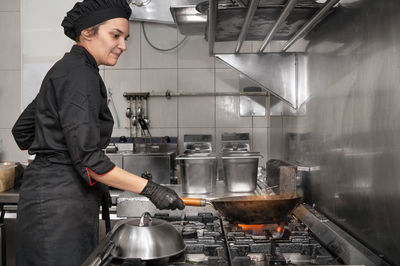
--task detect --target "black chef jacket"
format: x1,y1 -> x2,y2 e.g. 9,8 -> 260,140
12,45 -> 116,266
12,44 -> 115,185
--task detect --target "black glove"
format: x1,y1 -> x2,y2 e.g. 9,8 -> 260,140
140,180 -> 185,210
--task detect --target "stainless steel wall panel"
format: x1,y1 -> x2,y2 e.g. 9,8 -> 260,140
276,1 -> 400,264
216,54 -> 297,107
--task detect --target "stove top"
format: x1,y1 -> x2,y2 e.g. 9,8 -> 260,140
223,221 -> 339,265
91,212 -> 341,266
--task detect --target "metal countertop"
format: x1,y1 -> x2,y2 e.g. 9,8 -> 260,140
0,188 -> 19,204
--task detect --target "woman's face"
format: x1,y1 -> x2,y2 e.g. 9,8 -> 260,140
85,17 -> 130,66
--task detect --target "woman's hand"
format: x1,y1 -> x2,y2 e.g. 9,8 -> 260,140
140,180 -> 185,210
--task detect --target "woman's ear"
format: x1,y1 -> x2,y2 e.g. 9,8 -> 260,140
80,29 -> 92,42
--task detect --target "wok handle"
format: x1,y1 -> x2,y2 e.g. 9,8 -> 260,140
181,198 -> 207,207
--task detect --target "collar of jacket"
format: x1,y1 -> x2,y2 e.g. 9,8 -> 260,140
71,44 -> 99,71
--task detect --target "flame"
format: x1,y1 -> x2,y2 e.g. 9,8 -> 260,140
238,224 -> 265,231
276,222 -> 285,234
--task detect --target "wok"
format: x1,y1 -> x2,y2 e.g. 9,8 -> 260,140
182,194 -> 302,224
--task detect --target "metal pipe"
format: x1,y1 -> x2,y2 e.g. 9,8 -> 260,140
281,0 -> 340,52
142,91 -> 269,97
208,0 -> 218,55
235,0 -> 260,53
258,0 -> 297,53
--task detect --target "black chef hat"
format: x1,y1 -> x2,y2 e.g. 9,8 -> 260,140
61,0 -> 132,41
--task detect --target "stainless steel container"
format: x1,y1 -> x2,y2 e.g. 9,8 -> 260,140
222,152 -> 262,192
176,153 -> 217,194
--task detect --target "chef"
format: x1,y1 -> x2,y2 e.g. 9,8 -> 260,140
11,0 -> 184,265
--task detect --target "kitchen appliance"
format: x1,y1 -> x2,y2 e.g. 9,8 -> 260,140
176,153 -> 217,194
110,212 -> 185,261
176,135 -> 216,193
181,194 -> 302,224
84,204 -> 388,265
84,212 -> 229,266
182,134 -> 213,153
220,132 -> 251,152
106,137 -> 178,184
221,152 -> 262,192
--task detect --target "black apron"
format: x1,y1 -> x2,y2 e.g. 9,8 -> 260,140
16,155 -> 107,266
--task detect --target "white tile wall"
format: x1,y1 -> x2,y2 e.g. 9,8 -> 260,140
178,69 -> 214,93
252,95 -> 270,128
140,23 -> 178,69
216,96 -> 252,128
147,97 -> 178,128
252,127 -> 268,166
269,127 -> 284,159
0,0 -> 19,11
178,36 -> 214,68
178,96 -> 215,128
141,69 -> 178,93
0,71 -> 21,128
0,129 -> 27,163
215,68 -> 241,93
0,12 -> 20,70
0,1 -> 21,162
104,69 -> 141,129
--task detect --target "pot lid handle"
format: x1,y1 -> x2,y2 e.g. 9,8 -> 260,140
139,212 -> 152,227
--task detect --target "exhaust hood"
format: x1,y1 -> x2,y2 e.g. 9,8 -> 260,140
170,0 -> 208,35
129,0 -> 340,109
129,0 -> 175,24
170,0 -> 340,53
170,0 -> 340,109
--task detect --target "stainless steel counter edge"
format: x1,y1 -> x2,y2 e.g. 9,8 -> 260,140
0,189 -> 19,204
293,204 -> 391,266
1,180 -> 274,205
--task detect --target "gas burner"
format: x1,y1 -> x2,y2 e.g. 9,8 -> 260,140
170,220 -> 206,229
171,221 -> 207,239
222,220 -> 339,266
87,212 -> 340,266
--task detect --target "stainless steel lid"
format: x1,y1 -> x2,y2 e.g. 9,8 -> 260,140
111,212 -> 186,260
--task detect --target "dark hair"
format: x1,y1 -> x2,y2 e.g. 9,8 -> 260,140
75,22 -> 104,42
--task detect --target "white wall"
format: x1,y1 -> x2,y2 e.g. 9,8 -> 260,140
1,0 -> 270,166
0,0 -> 27,162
